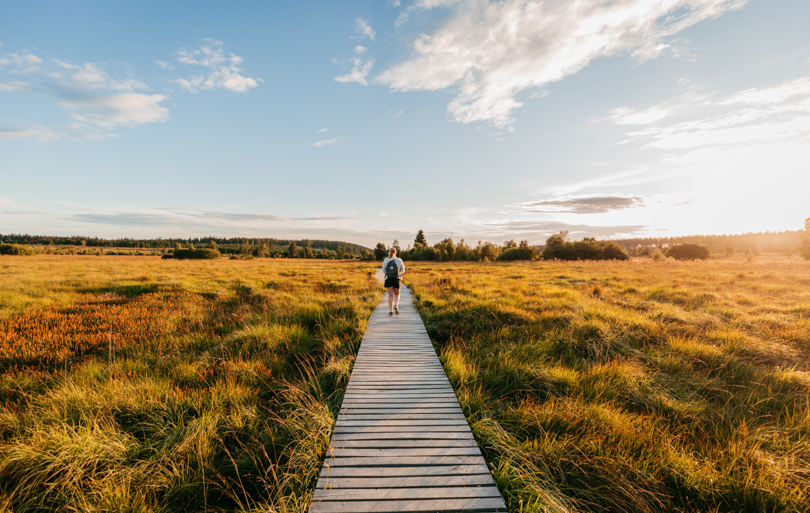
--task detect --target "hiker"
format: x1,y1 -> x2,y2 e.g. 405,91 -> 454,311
382,247 -> 405,315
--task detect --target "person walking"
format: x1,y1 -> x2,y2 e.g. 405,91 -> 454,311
382,247 -> 405,315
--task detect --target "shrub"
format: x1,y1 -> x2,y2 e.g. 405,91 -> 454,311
542,232 -> 628,261
666,243 -> 710,261
799,218 -> 810,260
497,240 -> 539,261
0,244 -> 35,256
169,248 -> 221,260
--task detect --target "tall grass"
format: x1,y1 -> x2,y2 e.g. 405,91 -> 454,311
0,256 -> 381,512
407,259 -> 810,513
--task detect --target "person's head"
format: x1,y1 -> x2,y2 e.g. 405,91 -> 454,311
388,247 -> 397,258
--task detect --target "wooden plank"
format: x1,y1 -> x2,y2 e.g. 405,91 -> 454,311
338,408 -> 463,415
313,486 -> 500,500
328,447 -> 482,457
317,474 -> 494,489
323,455 -> 485,467
329,439 -> 478,448
335,414 -> 467,421
331,432 -> 474,440
334,425 -> 471,433
309,498 -> 507,513
335,419 -> 468,427
319,464 -> 489,478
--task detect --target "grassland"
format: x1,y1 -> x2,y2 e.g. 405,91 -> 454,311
0,256 -> 381,513
3,255 -> 809,512
406,259 -> 810,512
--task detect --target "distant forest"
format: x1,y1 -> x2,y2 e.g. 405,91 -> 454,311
611,230 -> 801,254
0,234 -> 369,256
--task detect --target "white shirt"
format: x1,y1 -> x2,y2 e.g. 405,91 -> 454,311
382,257 -> 405,279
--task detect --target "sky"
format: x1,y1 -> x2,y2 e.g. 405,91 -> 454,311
1,0 -> 809,248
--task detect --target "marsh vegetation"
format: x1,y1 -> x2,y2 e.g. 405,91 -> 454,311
407,259 -> 810,512
0,257 -> 380,512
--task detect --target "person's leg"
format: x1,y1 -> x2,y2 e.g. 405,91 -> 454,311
387,287 -> 394,313
393,285 -> 401,308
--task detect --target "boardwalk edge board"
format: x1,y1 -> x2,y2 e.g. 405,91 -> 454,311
309,287 -> 507,513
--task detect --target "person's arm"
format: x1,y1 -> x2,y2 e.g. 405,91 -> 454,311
398,259 -> 405,278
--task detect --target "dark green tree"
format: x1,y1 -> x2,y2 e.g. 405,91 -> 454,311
666,243 -> 710,260
303,240 -> 314,258
414,230 -> 427,248
288,241 -> 298,258
374,243 -> 387,260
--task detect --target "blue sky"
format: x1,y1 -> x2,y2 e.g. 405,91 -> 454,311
2,0 -> 809,248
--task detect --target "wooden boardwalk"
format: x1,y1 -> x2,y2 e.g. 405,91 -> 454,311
310,287 -> 507,513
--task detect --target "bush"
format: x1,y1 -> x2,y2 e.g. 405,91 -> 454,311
799,218 -> 810,260
0,244 -> 35,256
665,243 -> 710,261
168,248 -> 221,260
497,240 -> 539,261
541,233 -> 628,261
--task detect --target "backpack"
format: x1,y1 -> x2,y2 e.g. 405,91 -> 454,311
385,259 -> 399,279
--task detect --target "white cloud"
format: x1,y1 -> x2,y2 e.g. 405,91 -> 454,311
0,80 -> 32,92
608,106 -> 672,125
155,60 -> 174,70
58,61 -> 148,91
317,128 -> 329,133
355,18 -> 376,41
173,39 -> 260,93
378,0 -> 747,127
59,93 -> 170,127
335,56 -> 375,86
0,123 -> 60,141
354,45 -> 367,55
618,77 -> 810,154
313,138 -> 338,147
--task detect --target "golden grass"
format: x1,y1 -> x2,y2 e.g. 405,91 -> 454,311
0,256 -> 381,513
406,259 -> 810,512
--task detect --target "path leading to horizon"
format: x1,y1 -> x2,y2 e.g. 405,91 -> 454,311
309,286 -> 507,513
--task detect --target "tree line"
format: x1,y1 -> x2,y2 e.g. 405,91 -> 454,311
0,234 -> 368,256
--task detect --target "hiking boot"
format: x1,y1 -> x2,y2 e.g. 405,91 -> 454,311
395,306 -> 399,315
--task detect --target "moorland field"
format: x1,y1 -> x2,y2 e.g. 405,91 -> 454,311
0,255 -> 808,512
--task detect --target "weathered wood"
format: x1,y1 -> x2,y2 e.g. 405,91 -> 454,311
331,432 -> 474,440
309,287 -> 505,512
328,447 -> 482,457
309,498 -> 507,513
319,464 -> 489,478
317,474 -> 494,489
330,439 -> 478,448
312,486 -> 500,500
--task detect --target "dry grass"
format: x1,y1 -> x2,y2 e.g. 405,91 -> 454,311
0,256 -> 381,513
407,258 -> 810,513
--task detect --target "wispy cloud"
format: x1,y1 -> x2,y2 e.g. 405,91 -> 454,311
172,39 -> 261,93
313,138 -> 338,147
0,122 -> 60,142
0,52 -> 170,134
508,195 -> 646,214
71,207 -> 356,226
335,45 -> 375,86
615,76 -> 810,155
378,0 -> 747,128
317,128 -> 329,133
355,18 -> 376,41
98,20 -> 125,29
59,93 -> 169,127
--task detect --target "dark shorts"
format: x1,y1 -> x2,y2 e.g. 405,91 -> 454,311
384,277 -> 400,289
